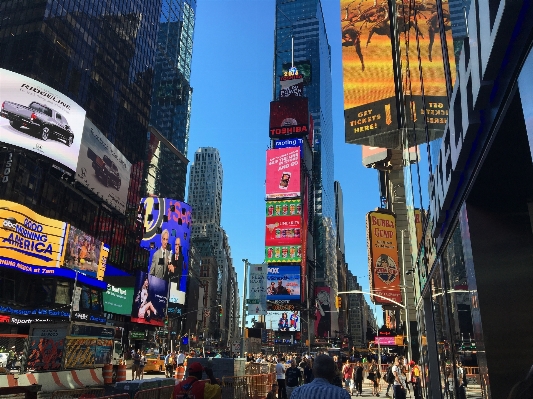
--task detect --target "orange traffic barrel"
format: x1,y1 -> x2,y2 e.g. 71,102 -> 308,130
175,365 -> 185,381
116,364 -> 127,382
103,364 -> 113,384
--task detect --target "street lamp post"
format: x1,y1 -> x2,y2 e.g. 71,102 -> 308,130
241,259 -> 249,358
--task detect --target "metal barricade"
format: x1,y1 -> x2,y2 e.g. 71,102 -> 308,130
50,388 -> 105,399
132,386 -> 174,399
221,376 -> 250,399
0,385 -> 41,399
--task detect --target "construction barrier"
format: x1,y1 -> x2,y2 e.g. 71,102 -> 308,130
102,364 -> 113,385
0,369 -> 103,392
116,365 -> 127,382
132,386 -> 174,399
174,366 -> 185,381
50,388 -> 105,399
220,373 -> 275,399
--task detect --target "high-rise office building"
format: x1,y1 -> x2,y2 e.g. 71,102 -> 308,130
150,0 -> 196,157
273,0 -> 336,289
334,181 -> 345,256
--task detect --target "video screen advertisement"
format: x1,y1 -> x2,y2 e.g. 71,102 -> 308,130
131,271 -> 168,326
366,210 -> 402,306
315,286 -> 332,339
75,118 -> 132,214
265,199 -> 302,263
281,61 -> 312,86
265,310 -> 301,332
0,69 -> 86,171
64,225 -> 105,279
341,0 -> 455,145
269,97 -> 309,139
140,197 -> 192,291
266,265 -> 300,301
266,147 -> 301,200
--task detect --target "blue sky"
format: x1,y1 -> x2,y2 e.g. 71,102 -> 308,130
186,0 -> 382,324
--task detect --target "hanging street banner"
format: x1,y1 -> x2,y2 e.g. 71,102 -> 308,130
247,264 -> 267,315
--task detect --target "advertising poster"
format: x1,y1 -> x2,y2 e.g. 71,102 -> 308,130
75,118 -> 132,214
265,310 -> 301,331
96,242 -> 108,281
266,200 -> 302,217
266,266 -> 300,301
0,199 -> 68,269
367,210 -> 402,305
341,0 -> 455,145
140,197 -> 192,293
247,264 -> 268,315
63,225 -> 102,277
27,325 -> 68,371
315,287 -> 332,338
103,285 -> 134,315
131,271 -> 168,327
266,148 -> 301,199
265,245 -> 301,263
265,198 -> 302,247
269,97 -> 309,138
168,282 -> 186,318
281,61 -> 312,85
0,69 -> 86,171
64,337 -> 107,368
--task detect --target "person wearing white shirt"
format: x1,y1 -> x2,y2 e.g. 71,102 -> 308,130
276,356 -> 287,399
176,351 -> 185,366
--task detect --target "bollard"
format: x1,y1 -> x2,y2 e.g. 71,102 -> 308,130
116,364 -> 127,382
102,364 -> 113,385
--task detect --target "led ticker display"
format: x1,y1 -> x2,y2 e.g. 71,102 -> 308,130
269,97 -> 309,138
341,0 -> 456,146
266,148 -> 301,199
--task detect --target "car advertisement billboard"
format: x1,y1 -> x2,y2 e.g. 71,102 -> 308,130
367,210 -> 402,306
103,285 -> 134,315
265,200 -> 302,247
0,69 -> 86,171
266,148 -> 301,199
140,197 -> 192,291
269,97 -> 309,138
265,310 -> 301,331
75,118 -> 132,214
315,286 -> 332,338
131,271 -> 168,327
0,199 -> 68,269
266,266 -> 300,301
341,0 -> 455,146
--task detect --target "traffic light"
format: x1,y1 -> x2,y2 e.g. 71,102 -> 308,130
219,305 -> 223,317
335,296 -> 342,309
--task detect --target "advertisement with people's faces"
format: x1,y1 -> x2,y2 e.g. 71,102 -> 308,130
139,197 -> 192,292
130,271 -> 168,326
265,311 -> 301,331
266,265 -> 300,301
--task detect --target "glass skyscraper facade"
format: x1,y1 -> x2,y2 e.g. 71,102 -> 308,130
150,0 -> 196,157
273,0 -> 335,277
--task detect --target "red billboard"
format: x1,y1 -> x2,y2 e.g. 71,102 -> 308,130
269,97 -> 309,138
266,148 -> 301,199
265,215 -> 302,246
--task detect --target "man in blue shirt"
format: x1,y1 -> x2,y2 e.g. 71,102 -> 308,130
290,355 -> 351,399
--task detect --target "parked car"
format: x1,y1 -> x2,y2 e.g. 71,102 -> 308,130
0,100 -> 74,146
143,354 -> 165,373
86,147 -> 121,190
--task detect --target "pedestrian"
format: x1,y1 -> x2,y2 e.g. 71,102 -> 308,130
303,358 -> 314,384
177,350 -> 185,367
276,356 -> 288,399
165,351 -> 175,378
173,362 -> 221,399
132,350 -> 140,380
266,383 -> 278,399
285,359 -> 302,398
137,351 -> 146,380
289,354 -> 351,399
342,359 -> 354,395
384,361 -> 394,397
353,360 -> 364,396
392,357 -> 407,399
410,361 -> 422,399
369,359 -> 380,396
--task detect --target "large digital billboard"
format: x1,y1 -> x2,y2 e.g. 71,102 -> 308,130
341,0 -> 455,146
367,210 -> 402,306
265,310 -> 301,331
265,200 -> 302,246
315,286 -> 332,339
103,285 -> 134,315
269,97 -> 309,138
131,271 -> 168,327
75,118 -> 132,214
0,200 -> 68,269
281,61 -> 312,86
266,148 -> 301,199
140,197 -> 192,294
266,266 -> 300,301
64,225 -> 106,278
0,69 -> 86,171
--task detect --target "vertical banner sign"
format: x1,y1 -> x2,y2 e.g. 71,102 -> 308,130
96,243 -> 109,281
247,264 -> 268,315
315,287 -> 332,338
367,210 -> 402,305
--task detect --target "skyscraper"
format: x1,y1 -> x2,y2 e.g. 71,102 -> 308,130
273,0 -> 336,285
150,0 -> 196,157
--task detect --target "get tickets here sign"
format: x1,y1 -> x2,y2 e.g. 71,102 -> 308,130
0,200 -> 68,269
367,210 -> 402,306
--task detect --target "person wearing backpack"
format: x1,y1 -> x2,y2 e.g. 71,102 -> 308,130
173,362 -> 221,399
384,361 -> 394,397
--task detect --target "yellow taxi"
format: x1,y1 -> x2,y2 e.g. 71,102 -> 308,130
143,353 -> 165,373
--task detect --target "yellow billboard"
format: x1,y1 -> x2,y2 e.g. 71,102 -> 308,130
0,200 -> 68,269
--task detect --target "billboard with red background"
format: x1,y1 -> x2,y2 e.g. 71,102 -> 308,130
265,200 -> 302,246
266,148 -> 301,199
269,97 -> 309,138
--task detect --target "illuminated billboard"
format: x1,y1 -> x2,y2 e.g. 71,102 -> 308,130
266,148 -> 301,199
64,225 -> 108,279
265,311 -> 301,331
265,245 -> 301,263
0,69 -> 86,171
341,0 -> 455,146
265,200 -> 302,246
140,197 -> 192,292
0,199 -> 68,269
266,265 -> 300,301
76,118 -> 132,214
103,285 -> 134,315
315,286 -> 332,338
269,97 -> 309,138
281,61 -> 312,85
367,210 -> 402,306
131,271 -> 168,327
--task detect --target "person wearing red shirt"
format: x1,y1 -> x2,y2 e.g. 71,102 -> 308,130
174,362 -> 221,399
